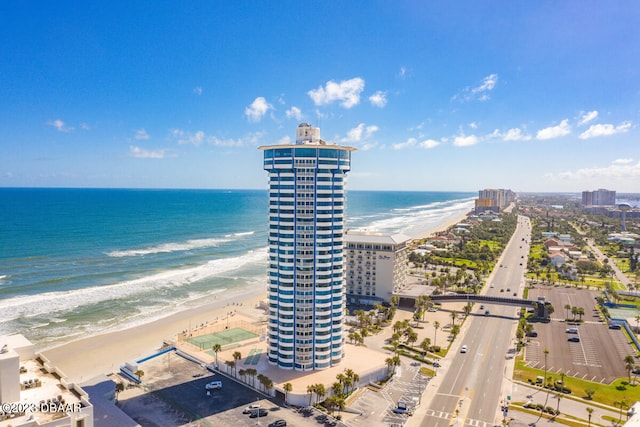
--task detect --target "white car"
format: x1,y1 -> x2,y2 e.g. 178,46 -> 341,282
460,345 -> 468,353
243,404 -> 260,414
205,380 -> 223,390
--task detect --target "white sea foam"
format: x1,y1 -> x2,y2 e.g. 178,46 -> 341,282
0,247 -> 268,324
106,236 -> 235,257
355,198 -> 475,236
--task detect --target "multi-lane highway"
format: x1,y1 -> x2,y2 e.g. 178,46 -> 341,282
417,215 -> 532,427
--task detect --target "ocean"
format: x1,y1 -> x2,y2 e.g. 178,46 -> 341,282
0,188 -> 475,348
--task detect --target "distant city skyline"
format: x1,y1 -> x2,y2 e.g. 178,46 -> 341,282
1,2 -> 639,192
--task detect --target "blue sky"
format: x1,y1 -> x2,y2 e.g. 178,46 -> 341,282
1,1 -> 639,192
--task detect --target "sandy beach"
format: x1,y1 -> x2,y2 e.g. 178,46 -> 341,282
42,284 -> 268,383
40,210 -> 470,383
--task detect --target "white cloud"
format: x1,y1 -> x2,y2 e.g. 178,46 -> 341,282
578,110 -> 598,126
308,77 -> 365,108
452,74 -> 499,102
393,137 -> 441,150
171,129 -> 205,146
398,67 -> 407,78
578,122 -> 631,139
472,73 -> 498,94
135,129 -> 150,140
193,86 -> 203,96
502,128 -> 532,141
80,123 -> 91,130
419,139 -> 440,149
341,123 -> 379,143
536,119 -> 571,140
129,146 -> 169,159
469,122 -> 478,129
277,136 -> 291,145
369,91 -> 387,108
453,134 -> 479,147
47,119 -> 74,132
170,129 -> 264,147
393,138 -> 417,150
285,106 -> 302,121
244,97 -> 272,122
551,159 -> 640,181
613,158 -> 633,164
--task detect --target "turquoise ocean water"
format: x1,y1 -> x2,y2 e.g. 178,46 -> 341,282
0,188 -> 474,347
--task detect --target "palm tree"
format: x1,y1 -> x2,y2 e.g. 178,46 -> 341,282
224,360 -> 235,375
625,355 -> 635,382
450,310 -> 457,326
211,343 -> 222,368
433,321 -> 441,348
134,369 -> 144,382
245,368 -> 257,386
283,382 -> 292,404
332,381 -> 343,397
232,351 -> 242,376
314,383 -> 326,405
115,382 -> 125,402
307,384 -> 316,406
385,357 -> 395,375
420,337 -> 431,353
586,407 -> 593,427
615,398 -> 629,424
564,303 -> 571,319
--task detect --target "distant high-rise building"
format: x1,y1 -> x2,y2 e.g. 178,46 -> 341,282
259,123 -> 356,371
581,189 -> 616,206
475,188 -> 515,213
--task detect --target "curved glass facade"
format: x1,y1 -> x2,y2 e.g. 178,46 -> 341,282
259,123 -> 355,371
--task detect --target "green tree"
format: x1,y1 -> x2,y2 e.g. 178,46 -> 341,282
115,382 -> 125,402
211,343 -> 222,368
586,406 -> 593,427
433,321 -> 441,348
283,382 -> 292,404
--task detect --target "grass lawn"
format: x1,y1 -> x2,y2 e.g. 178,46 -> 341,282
514,356 -> 640,407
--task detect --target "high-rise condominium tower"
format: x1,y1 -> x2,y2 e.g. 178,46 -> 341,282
259,123 -> 355,371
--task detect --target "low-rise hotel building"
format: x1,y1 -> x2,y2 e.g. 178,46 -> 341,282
0,335 -> 93,427
344,231 -> 411,306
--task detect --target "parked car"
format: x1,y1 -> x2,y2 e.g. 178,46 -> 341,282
460,345 -> 468,353
566,328 -> 578,334
249,408 -> 268,418
568,337 -> 580,342
268,420 -> 287,427
243,404 -> 260,414
205,380 -> 222,390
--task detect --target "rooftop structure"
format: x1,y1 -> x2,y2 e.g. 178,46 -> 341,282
258,123 -> 356,371
0,335 -> 94,427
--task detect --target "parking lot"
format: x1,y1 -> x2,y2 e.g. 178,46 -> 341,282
524,285 -> 635,383
118,354 -> 345,427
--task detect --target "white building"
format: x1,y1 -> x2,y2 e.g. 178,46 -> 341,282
344,232 -> 411,306
259,123 -> 356,371
0,335 -> 93,427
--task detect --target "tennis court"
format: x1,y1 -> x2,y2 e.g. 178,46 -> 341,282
185,327 -> 259,351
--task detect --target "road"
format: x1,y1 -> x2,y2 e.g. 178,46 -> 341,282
414,215 -> 532,427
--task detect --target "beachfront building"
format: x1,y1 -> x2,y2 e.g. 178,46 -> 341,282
581,188 -> 616,206
475,188 -> 515,214
0,334 -> 94,427
259,123 -> 356,371
344,232 -> 411,306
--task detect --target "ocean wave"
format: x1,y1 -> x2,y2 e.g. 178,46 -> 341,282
106,236 -> 235,257
357,199 -> 475,236
0,247 -> 268,324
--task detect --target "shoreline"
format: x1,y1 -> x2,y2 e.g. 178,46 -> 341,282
39,210 -> 470,383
